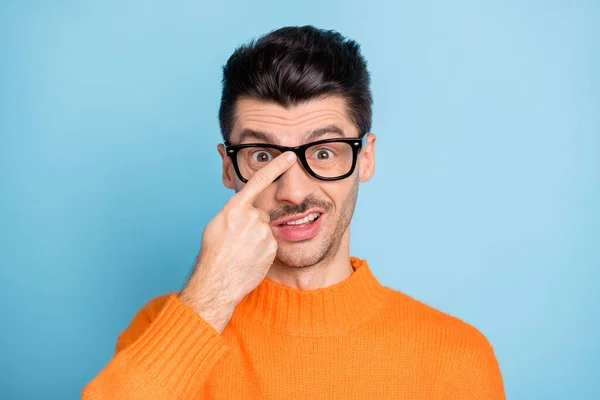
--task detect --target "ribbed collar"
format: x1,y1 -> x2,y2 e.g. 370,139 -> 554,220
234,257 -> 390,337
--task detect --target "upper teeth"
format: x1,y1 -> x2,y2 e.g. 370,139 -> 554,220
286,212 -> 320,225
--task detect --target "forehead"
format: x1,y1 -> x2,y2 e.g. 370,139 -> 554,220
230,96 -> 357,144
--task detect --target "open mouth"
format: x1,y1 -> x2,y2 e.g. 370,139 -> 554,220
278,212 -> 321,228
273,211 -> 324,242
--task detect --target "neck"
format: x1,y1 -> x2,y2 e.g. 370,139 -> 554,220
234,253 -> 390,336
265,227 -> 352,290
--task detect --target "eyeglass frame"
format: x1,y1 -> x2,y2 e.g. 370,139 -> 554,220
223,133 -> 368,183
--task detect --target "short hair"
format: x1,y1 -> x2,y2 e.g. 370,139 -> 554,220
218,25 -> 372,141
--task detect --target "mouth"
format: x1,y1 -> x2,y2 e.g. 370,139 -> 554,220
272,210 -> 325,242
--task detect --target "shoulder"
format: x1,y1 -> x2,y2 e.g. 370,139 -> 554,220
383,288 -> 498,358
382,289 -> 504,395
385,289 -> 504,397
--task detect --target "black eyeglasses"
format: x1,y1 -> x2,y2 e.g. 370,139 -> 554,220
224,134 -> 367,183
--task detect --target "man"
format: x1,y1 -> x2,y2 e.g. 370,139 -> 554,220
83,25 -> 505,399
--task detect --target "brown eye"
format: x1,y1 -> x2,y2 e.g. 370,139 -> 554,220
252,151 -> 273,163
313,149 -> 334,160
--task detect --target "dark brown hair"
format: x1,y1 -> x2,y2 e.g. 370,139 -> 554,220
218,25 -> 372,141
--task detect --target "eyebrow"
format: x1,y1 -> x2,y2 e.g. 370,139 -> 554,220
237,124 -> 345,144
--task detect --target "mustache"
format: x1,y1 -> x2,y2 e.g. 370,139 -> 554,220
268,195 -> 333,222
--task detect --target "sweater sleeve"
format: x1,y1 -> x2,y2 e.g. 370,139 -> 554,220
82,294 -> 230,400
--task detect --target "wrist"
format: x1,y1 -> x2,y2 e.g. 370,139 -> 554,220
178,289 -> 236,334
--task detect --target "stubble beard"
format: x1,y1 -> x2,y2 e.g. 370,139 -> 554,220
274,177 -> 359,268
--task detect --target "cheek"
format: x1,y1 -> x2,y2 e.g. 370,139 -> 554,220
319,181 -> 352,211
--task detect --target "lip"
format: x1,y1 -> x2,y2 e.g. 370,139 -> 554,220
272,212 -> 324,242
271,209 -> 325,226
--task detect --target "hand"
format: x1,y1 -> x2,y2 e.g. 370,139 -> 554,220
179,151 -> 297,333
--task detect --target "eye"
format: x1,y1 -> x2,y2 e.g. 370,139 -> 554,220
312,148 -> 335,160
250,150 -> 274,163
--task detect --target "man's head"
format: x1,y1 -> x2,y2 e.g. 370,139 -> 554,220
217,26 -> 375,268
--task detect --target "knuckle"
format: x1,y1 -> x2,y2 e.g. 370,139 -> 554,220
247,208 -> 269,224
257,209 -> 270,222
266,238 -> 278,253
220,203 -> 235,216
247,208 -> 261,222
205,216 -> 221,233
220,207 -> 243,230
219,206 -> 234,221
257,223 -> 272,237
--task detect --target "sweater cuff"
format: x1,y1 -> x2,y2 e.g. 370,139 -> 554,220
122,294 -> 229,393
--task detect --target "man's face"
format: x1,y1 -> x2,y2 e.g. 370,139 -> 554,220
218,96 -> 375,268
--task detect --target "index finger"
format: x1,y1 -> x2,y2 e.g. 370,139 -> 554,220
232,151 -> 297,205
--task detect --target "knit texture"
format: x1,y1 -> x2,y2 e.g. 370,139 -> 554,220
82,257 -> 505,399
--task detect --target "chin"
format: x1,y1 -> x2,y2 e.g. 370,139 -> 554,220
275,236 -> 334,268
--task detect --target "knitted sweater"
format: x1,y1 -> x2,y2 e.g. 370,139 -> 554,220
82,257 -> 505,399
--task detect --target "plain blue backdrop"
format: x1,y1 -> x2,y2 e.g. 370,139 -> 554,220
1,1 -> 598,399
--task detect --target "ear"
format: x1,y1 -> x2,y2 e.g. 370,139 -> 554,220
358,133 -> 376,183
217,143 -> 236,190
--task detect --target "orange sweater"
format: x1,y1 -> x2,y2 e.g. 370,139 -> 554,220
82,257 -> 505,399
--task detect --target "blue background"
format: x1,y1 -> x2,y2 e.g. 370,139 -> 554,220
1,1 -> 598,399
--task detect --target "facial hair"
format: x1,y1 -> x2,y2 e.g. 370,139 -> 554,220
272,174 -> 360,268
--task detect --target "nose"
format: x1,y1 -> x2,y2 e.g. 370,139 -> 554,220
274,160 -> 317,205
